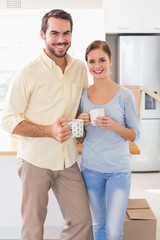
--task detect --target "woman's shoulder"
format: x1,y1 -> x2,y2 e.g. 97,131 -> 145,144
119,86 -> 135,98
118,86 -> 137,107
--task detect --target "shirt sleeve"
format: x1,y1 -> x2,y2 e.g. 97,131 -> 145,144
123,89 -> 141,141
1,69 -> 30,133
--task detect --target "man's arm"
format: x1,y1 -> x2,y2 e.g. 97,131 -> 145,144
12,118 -> 72,143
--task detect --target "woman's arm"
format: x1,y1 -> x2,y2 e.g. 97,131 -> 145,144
95,116 -> 136,141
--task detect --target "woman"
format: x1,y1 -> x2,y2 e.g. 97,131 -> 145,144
78,40 -> 140,240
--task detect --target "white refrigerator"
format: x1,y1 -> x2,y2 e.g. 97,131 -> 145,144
118,35 -> 160,171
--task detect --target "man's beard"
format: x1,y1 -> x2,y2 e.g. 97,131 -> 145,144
47,43 -> 70,58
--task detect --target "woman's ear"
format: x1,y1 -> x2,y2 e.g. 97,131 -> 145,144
109,58 -> 112,67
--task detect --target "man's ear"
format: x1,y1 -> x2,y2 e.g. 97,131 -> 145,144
40,31 -> 45,40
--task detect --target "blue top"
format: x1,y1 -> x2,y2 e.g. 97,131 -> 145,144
78,87 -> 140,173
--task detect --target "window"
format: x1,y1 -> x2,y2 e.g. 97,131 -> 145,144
0,10 -> 44,110
0,70 -> 14,109
0,9 -> 105,111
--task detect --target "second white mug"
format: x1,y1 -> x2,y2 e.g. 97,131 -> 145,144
90,108 -> 105,126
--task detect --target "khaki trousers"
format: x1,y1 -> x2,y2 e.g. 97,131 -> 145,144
18,160 -> 93,240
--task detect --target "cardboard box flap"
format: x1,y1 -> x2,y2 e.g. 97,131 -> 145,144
127,199 -> 149,209
127,209 -> 156,220
124,199 -> 157,240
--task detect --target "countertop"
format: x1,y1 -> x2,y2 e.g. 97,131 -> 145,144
3,84 -> 160,156
0,128 -> 140,155
77,141 -> 140,155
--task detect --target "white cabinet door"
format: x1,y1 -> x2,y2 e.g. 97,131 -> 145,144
105,0 -> 140,33
105,0 -> 160,33
140,0 -> 160,33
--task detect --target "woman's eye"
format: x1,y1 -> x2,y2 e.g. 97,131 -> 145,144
100,59 -> 106,62
88,60 -> 94,64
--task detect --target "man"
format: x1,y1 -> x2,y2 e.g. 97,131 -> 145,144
2,9 -> 92,240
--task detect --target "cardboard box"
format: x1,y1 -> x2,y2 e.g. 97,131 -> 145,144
123,199 -> 157,240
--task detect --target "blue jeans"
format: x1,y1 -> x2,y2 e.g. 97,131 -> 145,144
81,167 -> 131,240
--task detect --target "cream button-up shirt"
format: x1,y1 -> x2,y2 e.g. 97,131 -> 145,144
2,50 -> 88,170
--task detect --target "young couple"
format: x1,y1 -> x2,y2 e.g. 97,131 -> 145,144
2,8 -> 140,240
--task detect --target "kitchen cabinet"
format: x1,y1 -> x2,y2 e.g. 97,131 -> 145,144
0,127 -> 64,239
0,155 -> 64,239
0,125 -> 140,239
141,0 -> 160,33
105,0 -> 160,33
105,0 -> 140,33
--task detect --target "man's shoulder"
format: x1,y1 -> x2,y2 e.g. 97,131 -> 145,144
73,57 -> 86,65
67,54 -> 86,67
22,55 -> 42,72
71,58 -> 87,72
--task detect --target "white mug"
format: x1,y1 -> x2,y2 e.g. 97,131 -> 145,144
67,119 -> 84,138
90,108 -> 105,126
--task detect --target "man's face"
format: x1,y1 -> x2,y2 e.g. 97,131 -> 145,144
41,17 -> 72,59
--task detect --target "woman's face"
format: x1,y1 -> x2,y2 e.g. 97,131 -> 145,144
87,48 -> 112,79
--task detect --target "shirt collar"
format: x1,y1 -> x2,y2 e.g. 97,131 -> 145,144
41,49 -> 74,70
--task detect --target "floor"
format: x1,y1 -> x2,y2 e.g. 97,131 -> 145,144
130,171 -> 160,240
4,172 -> 160,240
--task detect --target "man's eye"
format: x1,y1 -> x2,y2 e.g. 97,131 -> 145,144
51,32 -> 58,36
64,32 -> 71,36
